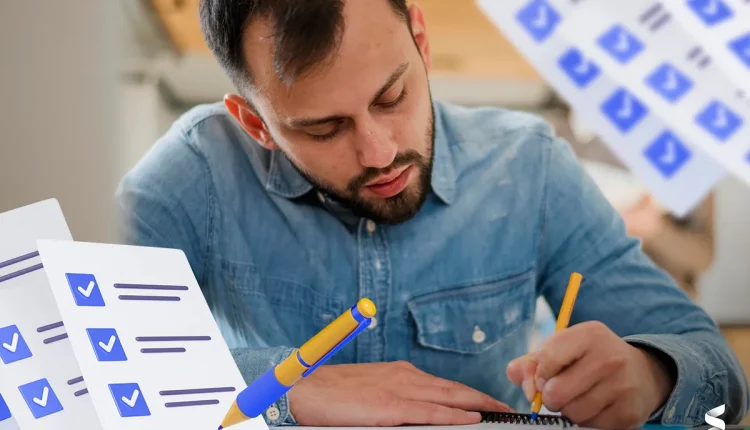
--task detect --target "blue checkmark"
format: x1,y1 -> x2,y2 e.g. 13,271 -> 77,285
695,100 -> 744,142
598,24 -> 644,64
0,393 -> 11,422
646,63 -> 693,103
644,131 -> 692,179
601,88 -> 649,133
66,273 -> 105,307
687,0 -> 733,26
18,379 -> 64,419
559,47 -> 601,88
729,33 -> 750,69
109,383 -> 151,418
87,328 -> 127,362
516,0 -> 561,43
0,325 -> 32,365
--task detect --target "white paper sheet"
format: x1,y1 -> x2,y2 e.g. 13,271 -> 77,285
0,199 -> 101,430
475,0 -> 750,216
36,240 -> 268,430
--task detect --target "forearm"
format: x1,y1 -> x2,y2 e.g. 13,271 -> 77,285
231,346 -> 298,426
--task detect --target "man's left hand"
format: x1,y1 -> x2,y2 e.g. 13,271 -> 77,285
507,321 -> 675,429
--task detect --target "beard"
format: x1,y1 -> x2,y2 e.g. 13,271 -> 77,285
284,105 -> 435,225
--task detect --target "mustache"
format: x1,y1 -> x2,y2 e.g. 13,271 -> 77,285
347,150 -> 425,195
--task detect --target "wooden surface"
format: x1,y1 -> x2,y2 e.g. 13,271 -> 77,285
722,327 -> 750,424
148,0 -> 540,80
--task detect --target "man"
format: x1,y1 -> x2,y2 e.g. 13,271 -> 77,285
117,0 -> 749,428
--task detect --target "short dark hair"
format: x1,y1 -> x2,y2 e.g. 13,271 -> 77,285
199,0 -> 412,92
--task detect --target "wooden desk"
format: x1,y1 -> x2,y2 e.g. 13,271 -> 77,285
721,327 -> 750,424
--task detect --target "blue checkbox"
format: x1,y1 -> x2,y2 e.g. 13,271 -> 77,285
646,63 -> 693,103
86,328 -> 127,362
598,24 -> 644,64
645,131 -> 692,179
66,273 -> 105,307
18,379 -> 64,419
109,383 -> 150,418
695,100 -> 744,142
0,325 -> 32,365
516,0 -> 561,43
729,33 -> 750,69
559,47 -> 601,88
687,0 -> 733,26
0,393 -> 11,422
601,88 -> 649,133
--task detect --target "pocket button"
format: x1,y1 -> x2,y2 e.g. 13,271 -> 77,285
472,326 -> 487,344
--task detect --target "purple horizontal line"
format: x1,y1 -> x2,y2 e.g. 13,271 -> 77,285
649,12 -> 670,32
136,336 -> 211,342
0,251 -> 39,269
160,387 -> 236,396
639,2 -> 663,23
141,348 -> 186,353
164,399 -> 220,408
118,295 -> 181,302
0,263 -> 43,284
114,283 -> 188,291
38,321 -> 64,333
43,333 -> 69,344
698,56 -> 712,69
74,389 -> 89,397
688,46 -> 702,60
67,376 -> 84,385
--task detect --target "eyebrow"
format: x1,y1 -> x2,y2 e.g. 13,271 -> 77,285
287,62 -> 410,129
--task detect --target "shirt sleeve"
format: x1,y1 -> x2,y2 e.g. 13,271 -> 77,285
535,134 -> 750,426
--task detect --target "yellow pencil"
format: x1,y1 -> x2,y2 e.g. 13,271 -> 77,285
530,272 -> 583,420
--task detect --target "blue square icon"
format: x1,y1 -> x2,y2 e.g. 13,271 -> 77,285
646,63 -> 694,103
66,273 -> 105,307
645,131 -> 692,179
87,328 -> 127,362
729,33 -> 750,69
0,393 -> 11,422
598,24 -> 644,64
559,48 -> 601,88
687,0 -> 733,26
695,100 -> 744,142
0,325 -> 33,365
516,0 -> 561,43
18,379 -> 64,419
601,88 -> 649,133
109,383 -> 151,418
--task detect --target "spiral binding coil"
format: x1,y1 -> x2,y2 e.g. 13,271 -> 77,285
480,412 -> 575,427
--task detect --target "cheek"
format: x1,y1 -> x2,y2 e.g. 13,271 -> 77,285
293,142 -> 361,186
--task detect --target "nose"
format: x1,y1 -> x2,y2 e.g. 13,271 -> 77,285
355,120 -> 397,169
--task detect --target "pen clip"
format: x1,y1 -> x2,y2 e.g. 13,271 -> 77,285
302,318 -> 371,377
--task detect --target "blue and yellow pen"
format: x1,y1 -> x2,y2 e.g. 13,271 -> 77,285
218,298 -> 377,429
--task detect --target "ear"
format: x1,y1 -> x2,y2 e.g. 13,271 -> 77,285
408,3 -> 431,72
223,93 -> 278,150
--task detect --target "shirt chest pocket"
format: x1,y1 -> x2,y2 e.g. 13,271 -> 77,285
407,270 -> 536,356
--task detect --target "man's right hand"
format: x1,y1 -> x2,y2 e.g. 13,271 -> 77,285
286,361 -> 512,426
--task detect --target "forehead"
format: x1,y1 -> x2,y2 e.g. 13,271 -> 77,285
242,0 -> 415,119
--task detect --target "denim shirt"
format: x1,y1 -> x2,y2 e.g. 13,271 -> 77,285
117,100 -> 749,426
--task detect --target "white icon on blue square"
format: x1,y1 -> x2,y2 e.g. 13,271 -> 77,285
598,24 -> 644,64
66,273 -> 105,307
559,48 -> 601,88
87,328 -> 127,362
687,0 -> 733,26
516,0 -> 561,43
109,383 -> 151,418
646,63 -> 693,103
0,325 -> 33,365
0,393 -> 11,422
645,131 -> 692,179
18,379 -> 64,419
729,33 -> 750,69
601,88 -> 648,133
695,101 -> 743,142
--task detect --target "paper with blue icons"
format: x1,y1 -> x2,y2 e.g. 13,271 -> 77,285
36,240 -> 268,430
477,0 -> 750,216
0,200 -> 102,429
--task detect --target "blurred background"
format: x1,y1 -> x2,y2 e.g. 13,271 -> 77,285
0,1 -> 748,422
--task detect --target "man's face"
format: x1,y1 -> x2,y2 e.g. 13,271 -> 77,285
241,1 -> 435,224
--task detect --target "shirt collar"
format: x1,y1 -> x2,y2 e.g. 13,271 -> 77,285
264,100 -> 456,205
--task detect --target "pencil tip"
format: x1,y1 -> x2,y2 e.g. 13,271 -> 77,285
218,426 -> 223,429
